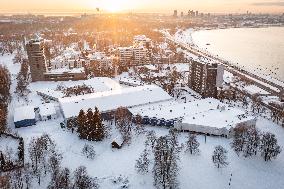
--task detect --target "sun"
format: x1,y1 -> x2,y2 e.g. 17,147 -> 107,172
102,0 -> 123,13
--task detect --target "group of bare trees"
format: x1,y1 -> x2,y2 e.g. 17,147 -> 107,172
16,61 -> 30,97
231,125 -> 281,161
135,130 -> 181,189
218,86 -> 284,127
2,134 -> 99,189
62,84 -> 94,97
0,65 -> 11,132
114,107 -> 134,144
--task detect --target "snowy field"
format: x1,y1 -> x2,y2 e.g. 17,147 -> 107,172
11,118 -> 284,189
0,135 -> 19,162
2,53 -> 284,188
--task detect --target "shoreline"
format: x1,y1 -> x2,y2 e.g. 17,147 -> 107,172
186,27 -> 284,85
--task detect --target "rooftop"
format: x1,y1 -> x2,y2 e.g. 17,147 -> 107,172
14,106 -> 36,122
59,85 -> 173,119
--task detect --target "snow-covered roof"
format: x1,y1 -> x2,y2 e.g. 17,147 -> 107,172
129,98 -> 219,120
35,77 -> 122,99
14,106 -> 36,122
59,85 -> 173,119
129,98 -> 255,129
39,103 -> 56,117
46,67 -> 85,75
182,108 -> 255,130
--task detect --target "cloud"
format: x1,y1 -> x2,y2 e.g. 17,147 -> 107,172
252,1 -> 284,6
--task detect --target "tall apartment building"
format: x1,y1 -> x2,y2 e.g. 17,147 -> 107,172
26,39 -> 48,81
26,39 -> 86,82
188,61 -> 224,98
173,10 -> 178,18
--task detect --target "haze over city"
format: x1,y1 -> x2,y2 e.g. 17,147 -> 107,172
1,0 -> 284,14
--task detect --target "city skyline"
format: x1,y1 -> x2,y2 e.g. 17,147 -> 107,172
1,0 -> 284,14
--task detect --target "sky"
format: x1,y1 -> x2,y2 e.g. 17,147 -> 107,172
0,0 -> 284,14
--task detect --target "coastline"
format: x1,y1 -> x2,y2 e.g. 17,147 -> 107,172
185,27 -> 284,85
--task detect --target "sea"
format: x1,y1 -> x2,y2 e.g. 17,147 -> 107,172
191,27 -> 284,82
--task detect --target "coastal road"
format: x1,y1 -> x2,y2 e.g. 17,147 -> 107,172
164,34 -> 283,99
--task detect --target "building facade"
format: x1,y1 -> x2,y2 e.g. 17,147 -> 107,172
26,39 -> 48,81
188,61 -> 224,98
26,39 -> 86,82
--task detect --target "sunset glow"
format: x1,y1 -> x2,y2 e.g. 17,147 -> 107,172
1,0 -> 284,14
98,0 -> 125,13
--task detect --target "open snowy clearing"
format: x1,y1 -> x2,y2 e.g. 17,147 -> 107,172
10,117 -> 284,189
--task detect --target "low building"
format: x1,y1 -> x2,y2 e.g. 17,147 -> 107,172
59,85 -> 173,126
14,106 -> 36,128
111,136 -> 124,149
43,67 -> 86,81
39,103 -> 57,121
129,98 -> 256,137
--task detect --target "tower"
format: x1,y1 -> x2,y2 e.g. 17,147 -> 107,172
26,39 -> 48,81
173,10 -> 178,18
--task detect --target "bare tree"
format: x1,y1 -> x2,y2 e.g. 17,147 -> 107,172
115,107 -> 133,144
73,166 -> 99,189
185,133 -> 200,155
153,133 -> 180,189
82,144 -> 96,160
259,132 -> 281,161
212,145 -> 229,168
135,148 -> 150,174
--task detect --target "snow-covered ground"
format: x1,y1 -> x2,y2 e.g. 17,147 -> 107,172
2,53 -> 284,189
0,135 -> 19,162
10,117 -> 284,189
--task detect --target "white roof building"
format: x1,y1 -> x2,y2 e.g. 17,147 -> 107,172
129,98 -> 256,137
59,85 -> 173,119
39,103 -> 57,121
36,77 -> 122,101
14,106 -> 36,124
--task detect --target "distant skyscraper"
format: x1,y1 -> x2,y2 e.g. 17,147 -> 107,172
173,10 -> 178,18
181,12 -> 184,17
195,11 -> 199,17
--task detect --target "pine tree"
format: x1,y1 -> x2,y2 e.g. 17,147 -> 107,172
259,132 -> 281,161
212,145 -> 229,168
185,133 -> 200,155
85,108 -> 94,140
93,107 -> 105,141
135,149 -> 150,174
77,109 -> 86,139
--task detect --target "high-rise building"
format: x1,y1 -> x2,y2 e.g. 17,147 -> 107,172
188,61 -> 224,98
26,39 -> 86,82
26,39 -> 48,81
195,11 -> 199,17
173,10 -> 178,18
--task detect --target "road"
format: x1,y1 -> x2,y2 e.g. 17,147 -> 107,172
164,34 -> 283,99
